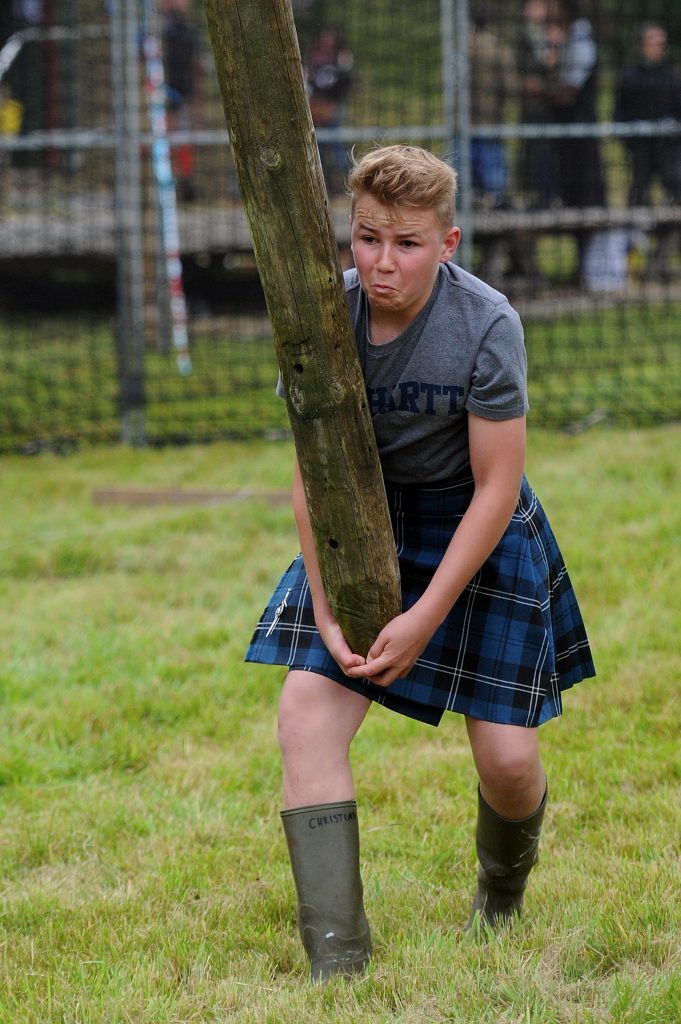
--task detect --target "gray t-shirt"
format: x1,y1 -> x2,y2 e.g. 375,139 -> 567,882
277,261 -> 527,484
346,262 -> 527,483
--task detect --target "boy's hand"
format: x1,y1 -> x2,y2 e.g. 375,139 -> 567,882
317,616 -> 366,675
345,607 -> 433,688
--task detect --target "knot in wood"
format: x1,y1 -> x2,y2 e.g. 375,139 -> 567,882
288,376 -> 346,419
289,382 -> 305,414
260,147 -> 282,170
329,378 -> 345,404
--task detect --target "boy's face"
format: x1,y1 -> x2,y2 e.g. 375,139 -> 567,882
350,194 -> 460,325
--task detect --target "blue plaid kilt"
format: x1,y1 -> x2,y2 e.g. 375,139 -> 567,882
245,472 -> 595,728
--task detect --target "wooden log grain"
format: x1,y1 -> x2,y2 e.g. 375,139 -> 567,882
202,0 -> 401,655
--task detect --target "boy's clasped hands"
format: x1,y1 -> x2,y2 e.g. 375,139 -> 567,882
318,605 -> 434,687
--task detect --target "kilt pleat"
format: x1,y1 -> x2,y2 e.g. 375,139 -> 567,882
245,473 -> 595,728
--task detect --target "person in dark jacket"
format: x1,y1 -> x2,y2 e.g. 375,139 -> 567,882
615,24 -> 681,279
547,0 -> 605,209
303,26 -> 354,192
546,1 -> 606,283
517,0 -> 558,210
615,24 -> 681,206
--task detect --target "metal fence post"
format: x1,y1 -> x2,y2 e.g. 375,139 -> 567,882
110,0 -> 147,445
440,0 -> 456,161
453,0 -> 472,270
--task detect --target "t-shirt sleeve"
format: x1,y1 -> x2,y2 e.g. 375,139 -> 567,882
465,303 -> 529,420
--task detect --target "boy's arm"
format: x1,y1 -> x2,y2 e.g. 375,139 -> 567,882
292,459 -> 366,673
347,413 -> 526,687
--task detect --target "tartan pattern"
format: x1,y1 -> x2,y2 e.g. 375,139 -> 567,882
245,474 -> 595,728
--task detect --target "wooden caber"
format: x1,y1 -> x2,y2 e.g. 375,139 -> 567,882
202,0 -> 401,655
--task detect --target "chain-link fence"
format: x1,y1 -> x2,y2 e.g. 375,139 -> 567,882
1,0 -> 680,452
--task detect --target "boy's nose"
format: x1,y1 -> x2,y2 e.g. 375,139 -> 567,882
376,245 -> 395,271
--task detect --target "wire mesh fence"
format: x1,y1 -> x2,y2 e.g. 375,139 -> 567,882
1,0 -> 680,452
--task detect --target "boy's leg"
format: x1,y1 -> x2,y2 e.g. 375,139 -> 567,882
465,719 -> 545,818
464,719 -> 547,930
278,670 -> 370,808
278,671 -> 372,981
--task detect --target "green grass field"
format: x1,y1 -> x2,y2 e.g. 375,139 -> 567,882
1,426 -> 680,1022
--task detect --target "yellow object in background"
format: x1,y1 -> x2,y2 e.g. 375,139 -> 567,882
0,94 -> 23,135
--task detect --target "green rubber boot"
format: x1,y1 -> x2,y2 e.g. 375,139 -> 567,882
281,800 -> 372,982
466,786 -> 547,932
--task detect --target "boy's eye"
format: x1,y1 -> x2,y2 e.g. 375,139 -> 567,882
360,234 -> 376,244
400,240 -> 417,248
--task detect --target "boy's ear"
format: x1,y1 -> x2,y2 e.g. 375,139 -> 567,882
440,226 -> 461,262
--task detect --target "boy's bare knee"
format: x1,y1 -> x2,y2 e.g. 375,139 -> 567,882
277,671 -> 345,754
278,671 -> 369,765
468,720 -> 541,796
478,749 -> 537,794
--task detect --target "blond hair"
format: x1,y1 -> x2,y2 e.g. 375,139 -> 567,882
347,145 -> 458,228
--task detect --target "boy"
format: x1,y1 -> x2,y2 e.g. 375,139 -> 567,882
246,145 -> 595,982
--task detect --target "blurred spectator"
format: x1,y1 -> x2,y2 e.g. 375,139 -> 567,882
516,0 -> 559,209
508,0 -> 563,292
303,26 -> 354,192
615,24 -> 681,280
3,0 -> 43,152
547,0 -> 605,209
469,8 -> 517,286
469,8 -> 517,210
161,0 -> 200,202
547,0 -> 606,284
615,25 -> 681,206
